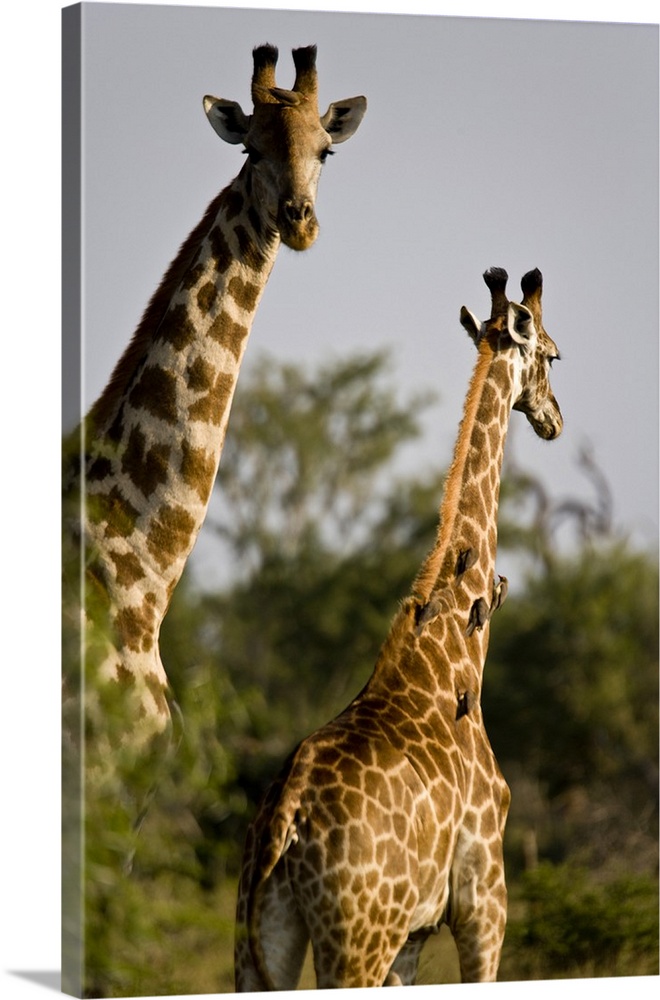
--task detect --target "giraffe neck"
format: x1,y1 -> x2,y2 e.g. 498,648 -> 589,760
363,338 -> 518,711
81,164 -> 280,699
414,337 -> 517,605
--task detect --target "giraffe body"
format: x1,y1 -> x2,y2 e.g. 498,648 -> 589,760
234,267 -> 562,989
62,44 -> 366,744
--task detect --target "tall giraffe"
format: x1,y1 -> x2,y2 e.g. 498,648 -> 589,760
233,267 -> 563,990
62,44 -> 366,748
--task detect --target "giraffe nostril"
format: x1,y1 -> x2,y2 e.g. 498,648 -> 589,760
284,200 -> 313,224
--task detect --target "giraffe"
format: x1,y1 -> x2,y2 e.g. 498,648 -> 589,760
62,44 -> 367,752
233,267 -> 563,990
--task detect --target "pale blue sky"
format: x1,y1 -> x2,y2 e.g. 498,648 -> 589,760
3,3 -> 659,999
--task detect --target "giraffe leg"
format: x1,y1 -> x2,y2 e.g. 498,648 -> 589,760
451,899 -> 506,983
289,858 -> 410,990
311,930 -> 405,990
448,865 -> 507,981
299,873 -> 412,989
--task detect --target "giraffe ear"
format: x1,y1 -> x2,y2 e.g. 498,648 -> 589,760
507,302 -> 537,345
320,96 -> 367,143
203,96 -> 250,144
460,306 -> 483,345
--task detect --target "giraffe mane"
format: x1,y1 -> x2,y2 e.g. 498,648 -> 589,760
413,340 -> 495,602
88,187 -> 229,433
370,598 -> 418,678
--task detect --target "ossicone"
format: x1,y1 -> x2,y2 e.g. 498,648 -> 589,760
252,44 -> 279,100
483,267 -> 509,318
520,268 -> 543,300
520,268 -> 544,324
292,45 -> 318,97
251,43 -> 319,107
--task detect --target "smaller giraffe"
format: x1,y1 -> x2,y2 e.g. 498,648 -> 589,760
233,267 -> 562,990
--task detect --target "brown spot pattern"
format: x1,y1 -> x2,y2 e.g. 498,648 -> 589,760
234,225 -> 268,272
156,302 -> 197,351
86,455 -> 113,483
145,671 -> 170,716
146,503 -> 196,571
115,662 -> 136,688
207,309 -> 249,359
122,426 -> 171,498
209,225 -> 233,274
128,365 -> 178,424
180,440 -> 216,504
114,592 -> 157,653
197,280 -> 218,315
89,485 -> 140,538
106,405 -> 127,446
185,355 -> 214,391
187,370 -> 234,425
180,259 -> 205,292
109,550 -> 146,588
228,274 -> 261,312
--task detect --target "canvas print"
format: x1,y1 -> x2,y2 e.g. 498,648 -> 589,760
62,2 -> 659,997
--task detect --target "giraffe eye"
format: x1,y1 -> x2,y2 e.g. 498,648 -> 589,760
548,353 -> 561,367
319,148 -> 334,164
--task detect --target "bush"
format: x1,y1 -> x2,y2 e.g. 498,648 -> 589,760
502,861 -> 659,980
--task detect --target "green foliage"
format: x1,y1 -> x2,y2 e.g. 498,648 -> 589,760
213,349 -> 434,569
502,862 -> 659,979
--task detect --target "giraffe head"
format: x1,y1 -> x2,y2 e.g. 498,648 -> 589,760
203,45 -> 366,251
459,267 -> 563,440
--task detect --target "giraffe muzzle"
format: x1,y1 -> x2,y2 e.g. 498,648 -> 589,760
527,405 -> 564,441
277,199 -> 319,251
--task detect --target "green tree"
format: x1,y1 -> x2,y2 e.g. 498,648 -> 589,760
212,350 -> 434,570
502,862 -> 659,979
